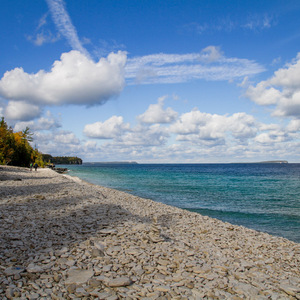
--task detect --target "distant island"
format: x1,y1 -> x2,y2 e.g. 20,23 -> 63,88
42,154 -> 82,165
258,160 -> 288,164
234,160 -> 288,164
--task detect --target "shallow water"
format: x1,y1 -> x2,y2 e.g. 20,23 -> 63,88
63,163 -> 300,243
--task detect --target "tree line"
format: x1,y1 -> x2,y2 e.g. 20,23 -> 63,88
42,154 -> 82,165
0,117 -> 44,167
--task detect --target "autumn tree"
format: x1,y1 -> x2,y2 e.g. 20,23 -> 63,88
0,118 -> 15,165
0,117 -> 42,167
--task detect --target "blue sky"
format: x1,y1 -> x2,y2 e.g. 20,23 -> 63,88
1,0 -> 300,162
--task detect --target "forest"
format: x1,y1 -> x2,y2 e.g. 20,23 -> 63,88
0,117 -> 82,167
0,117 -> 44,167
42,154 -> 82,165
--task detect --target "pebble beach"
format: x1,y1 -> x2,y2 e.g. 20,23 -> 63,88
0,166 -> 299,299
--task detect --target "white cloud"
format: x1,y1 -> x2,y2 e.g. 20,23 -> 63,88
30,104 -> 300,163
229,113 -> 257,140
83,116 -> 130,139
254,131 -> 289,144
271,57 -> 281,66
27,31 -> 60,46
126,46 -> 265,85
94,39 -> 127,58
184,13 -> 275,35
33,130 -> 82,156
238,76 -> 250,88
200,46 -> 223,62
46,0 -> 90,58
246,83 -> 281,105
54,131 -> 80,144
117,124 -> 169,147
287,119 -> 300,132
13,112 -> 61,132
170,109 -> 257,145
37,13 -> 48,30
138,96 -> 178,124
26,13 -> 61,46
246,53 -> 300,117
0,50 -> 127,107
243,14 -> 275,30
5,101 -> 41,121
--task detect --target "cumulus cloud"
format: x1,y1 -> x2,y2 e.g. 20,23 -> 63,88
126,46 -> 264,85
246,53 -> 300,117
117,124 -> 169,147
54,131 -> 80,144
138,96 -> 178,124
84,109 -> 169,147
287,119 -> 300,132
0,50 -> 127,106
83,116 -> 130,139
170,109 -> 257,144
5,101 -> 41,121
33,129 -> 82,156
14,112 -> 61,132
254,132 -> 287,144
30,102 -> 300,162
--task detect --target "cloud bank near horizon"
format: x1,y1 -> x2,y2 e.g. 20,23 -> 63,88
25,96 -> 300,163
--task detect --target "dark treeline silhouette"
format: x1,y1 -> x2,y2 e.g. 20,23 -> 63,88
42,154 -> 82,165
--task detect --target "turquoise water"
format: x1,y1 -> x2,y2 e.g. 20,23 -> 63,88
62,163 -> 300,243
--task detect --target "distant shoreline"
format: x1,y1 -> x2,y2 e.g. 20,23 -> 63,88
84,161 -> 138,165
233,160 -> 288,164
74,160 -> 290,165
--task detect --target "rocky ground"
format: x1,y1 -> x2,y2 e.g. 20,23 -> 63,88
0,165 -> 299,299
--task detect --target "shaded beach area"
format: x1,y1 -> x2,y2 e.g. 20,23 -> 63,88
0,166 -> 299,299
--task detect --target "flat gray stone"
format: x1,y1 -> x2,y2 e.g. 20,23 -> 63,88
279,284 -> 300,297
107,277 -> 132,287
27,264 -> 44,273
4,266 -> 25,276
65,269 -> 94,285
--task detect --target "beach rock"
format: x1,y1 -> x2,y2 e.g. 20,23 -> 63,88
0,166 -> 299,300
4,267 -> 25,276
155,285 -> 171,292
75,287 -> 89,297
65,269 -> 94,285
5,288 -> 14,299
279,284 -> 300,297
99,228 -> 117,235
27,264 -> 44,273
107,277 -> 132,287
91,248 -> 105,257
94,241 -> 105,251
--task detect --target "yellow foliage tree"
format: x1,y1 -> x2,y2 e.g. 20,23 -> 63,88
0,117 -> 43,167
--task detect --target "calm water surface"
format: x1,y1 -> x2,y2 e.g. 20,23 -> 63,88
61,163 -> 300,243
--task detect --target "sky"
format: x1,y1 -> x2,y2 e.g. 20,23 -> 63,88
1,0 -> 300,163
